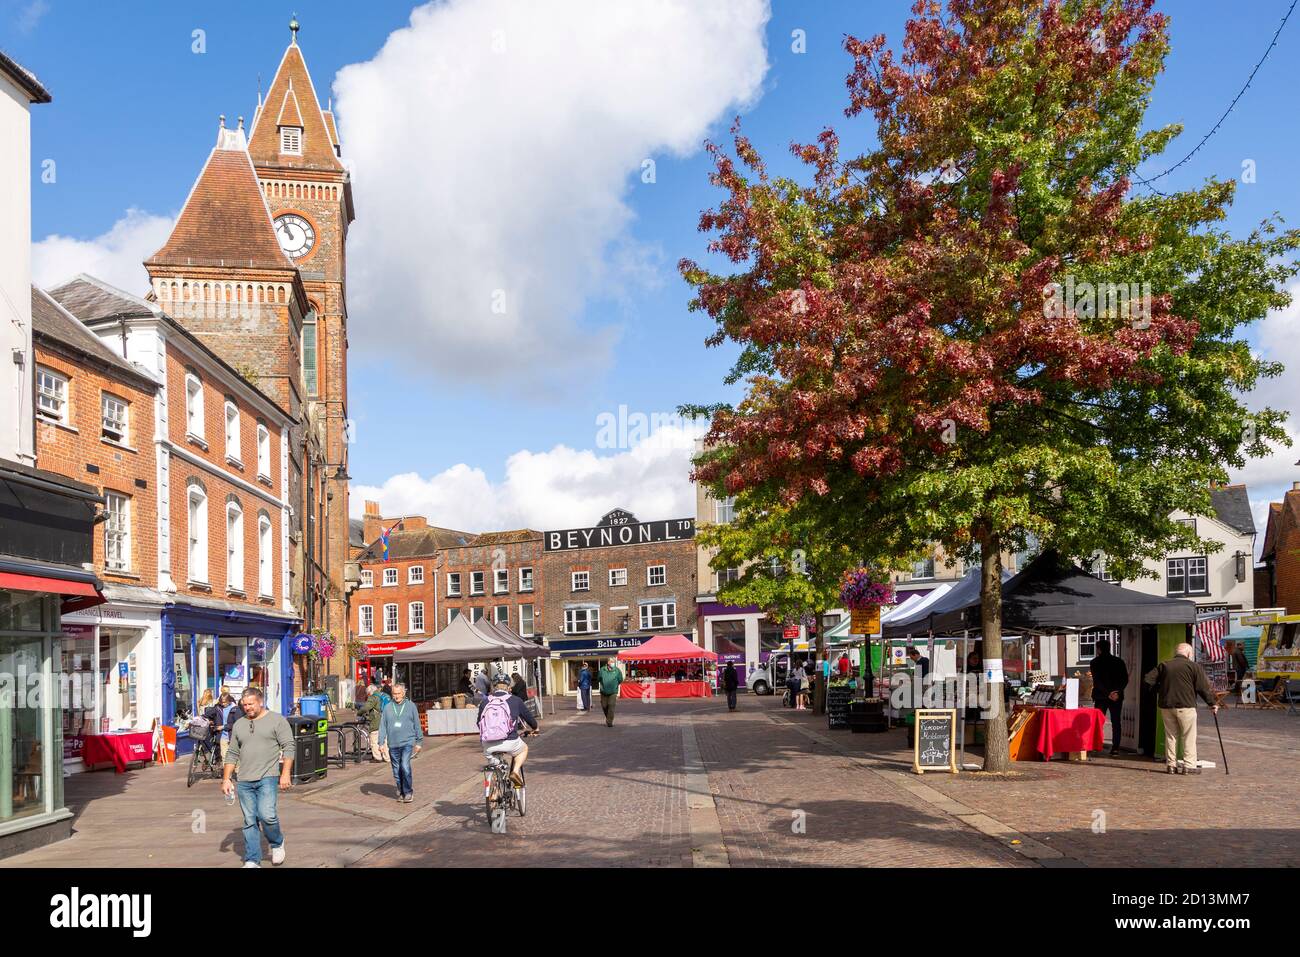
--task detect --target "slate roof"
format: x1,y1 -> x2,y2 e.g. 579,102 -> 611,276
349,518 -> 365,549
1209,484 -> 1256,536
358,526 -> 476,561
471,529 -> 541,546
46,273 -> 156,323
30,286 -> 157,390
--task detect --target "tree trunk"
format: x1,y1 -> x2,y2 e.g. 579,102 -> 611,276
980,534 -> 1011,772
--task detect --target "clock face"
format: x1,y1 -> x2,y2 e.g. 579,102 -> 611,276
274,214 -> 316,260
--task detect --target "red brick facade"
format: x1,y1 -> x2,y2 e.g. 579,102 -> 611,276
1260,486 -> 1300,614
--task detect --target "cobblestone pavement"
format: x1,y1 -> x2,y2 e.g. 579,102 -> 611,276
3,693 -> 1291,867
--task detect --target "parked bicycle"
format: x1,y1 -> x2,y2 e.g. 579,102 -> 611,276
186,721 -> 224,788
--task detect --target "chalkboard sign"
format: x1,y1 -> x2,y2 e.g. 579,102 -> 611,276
913,708 -> 957,774
826,686 -> 853,729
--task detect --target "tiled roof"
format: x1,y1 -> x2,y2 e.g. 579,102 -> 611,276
322,110 -> 340,149
248,41 -> 343,172
276,85 -> 304,127
349,518 -> 365,548
471,529 -> 541,546
146,125 -> 294,271
1209,484 -> 1256,536
359,526 -> 475,561
31,286 -> 157,389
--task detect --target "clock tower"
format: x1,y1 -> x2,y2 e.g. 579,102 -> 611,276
248,17 -> 355,662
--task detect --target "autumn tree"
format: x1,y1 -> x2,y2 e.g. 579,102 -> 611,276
683,0 -> 1298,770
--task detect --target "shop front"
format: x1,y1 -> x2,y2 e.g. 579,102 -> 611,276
58,589 -> 164,773
161,603 -> 298,755
355,639 -> 423,691
544,635 -> 648,693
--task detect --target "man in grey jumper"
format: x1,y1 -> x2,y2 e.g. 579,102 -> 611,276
377,682 -> 423,802
221,687 -> 295,867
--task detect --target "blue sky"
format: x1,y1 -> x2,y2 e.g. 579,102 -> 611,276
8,0 -> 1299,534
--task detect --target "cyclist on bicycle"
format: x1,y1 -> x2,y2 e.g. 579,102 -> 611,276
478,673 -> 538,787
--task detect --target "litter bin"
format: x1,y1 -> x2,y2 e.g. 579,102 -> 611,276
313,718 -> 329,781
299,694 -> 329,718
286,716 -> 318,784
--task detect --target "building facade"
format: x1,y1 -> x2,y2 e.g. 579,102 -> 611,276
541,509 -> 697,693
1,53 -> 104,859
46,276 -> 300,738
1258,481 -> 1300,615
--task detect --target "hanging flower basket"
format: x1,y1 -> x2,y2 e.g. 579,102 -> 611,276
839,569 -> 895,610
315,635 -> 336,660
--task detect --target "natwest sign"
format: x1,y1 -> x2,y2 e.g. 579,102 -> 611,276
545,511 -> 695,552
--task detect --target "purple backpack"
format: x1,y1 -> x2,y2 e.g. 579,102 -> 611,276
479,693 -> 515,741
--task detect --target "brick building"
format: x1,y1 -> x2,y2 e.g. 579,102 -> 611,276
47,274 -> 299,739
540,508 -> 697,693
31,285 -> 164,770
141,19 -> 356,682
1259,482 -> 1300,615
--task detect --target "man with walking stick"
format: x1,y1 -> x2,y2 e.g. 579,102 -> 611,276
1144,642 -> 1219,775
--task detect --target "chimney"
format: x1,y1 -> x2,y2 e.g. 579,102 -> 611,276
1293,481 -> 1300,492
365,500 -> 380,516
362,500 -> 384,545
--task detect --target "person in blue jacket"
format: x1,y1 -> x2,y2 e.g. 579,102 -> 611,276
377,682 -> 423,803
577,661 -> 593,713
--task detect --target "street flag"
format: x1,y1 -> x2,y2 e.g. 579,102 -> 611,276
1196,612 -> 1227,663
380,519 -> 404,562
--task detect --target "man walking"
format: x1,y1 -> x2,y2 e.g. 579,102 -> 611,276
377,682 -> 423,803
598,658 -> 622,726
473,668 -> 491,703
577,660 -> 593,713
1089,639 -> 1129,756
221,687 -> 295,868
1144,642 -> 1218,774
359,683 -> 384,762
722,661 -> 739,711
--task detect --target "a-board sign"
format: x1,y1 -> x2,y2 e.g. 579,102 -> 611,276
826,686 -> 853,729
913,708 -> 958,774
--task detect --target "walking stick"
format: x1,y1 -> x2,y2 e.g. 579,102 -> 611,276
1211,707 -> 1229,775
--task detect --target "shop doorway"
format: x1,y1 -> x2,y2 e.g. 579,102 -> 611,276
98,628 -> 143,729
218,637 -> 248,699
0,634 -> 47,823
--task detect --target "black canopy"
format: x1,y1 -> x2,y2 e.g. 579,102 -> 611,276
882,568 -> 1011,637
891,551 -> 1196,635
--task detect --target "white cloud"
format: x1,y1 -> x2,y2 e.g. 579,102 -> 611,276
333,0 -> 770,393
32,208 -> 172,296
351,421 -> 707,531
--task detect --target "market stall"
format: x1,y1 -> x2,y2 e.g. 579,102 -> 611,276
393,617 -> 550,734
616,634 -> 717,698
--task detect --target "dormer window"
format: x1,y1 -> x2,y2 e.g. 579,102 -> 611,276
280,126 -> 302,155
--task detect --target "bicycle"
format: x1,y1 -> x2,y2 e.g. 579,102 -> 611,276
482,729 -> 538,832
186,724 -> 224,788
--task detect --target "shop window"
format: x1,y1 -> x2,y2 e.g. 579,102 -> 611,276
608,568 -> 627,587
104,491 -> 130,572
571,571 -> 590,592
519,566 -> 533,592
712,619 -> 746,660
409,565 -> 424,585
361,569 -> 373,588
383,603 -> 399,635
410,602 -> 425,633
640,602 -> 676,630
494,568 -> 509,594
519,604 -> 534,637
172,634 -> 193,722
36,366 -> 68,424
101,393 -> 128,444
647,565 -> 666,586
359,605 -> 374,636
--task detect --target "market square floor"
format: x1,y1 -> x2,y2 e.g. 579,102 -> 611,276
2,694 -> 1292,868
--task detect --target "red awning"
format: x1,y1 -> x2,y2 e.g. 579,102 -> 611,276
617,633 -> 718,662
0,570 -> 105,613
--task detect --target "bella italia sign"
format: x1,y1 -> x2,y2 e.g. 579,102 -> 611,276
544,509 -> 695,552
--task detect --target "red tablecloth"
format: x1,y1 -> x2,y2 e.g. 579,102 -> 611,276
82,732 -> 154,773
619,681 -> 711,699
1031,707 -> 1105,760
